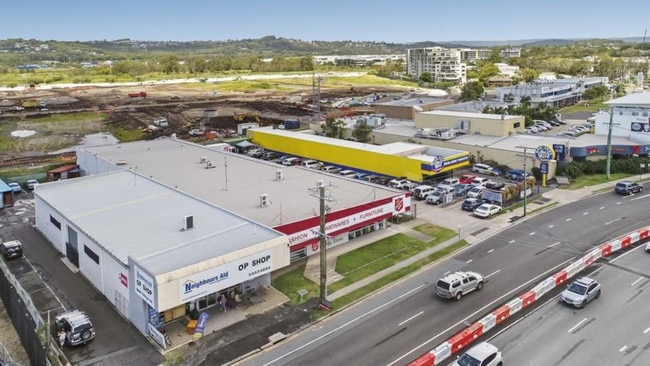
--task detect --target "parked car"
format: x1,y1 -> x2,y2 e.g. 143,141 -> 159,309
389,178 -> 411,189
435,271 -> 484,301
474,203 -> 502,218
453,183 -> 472,197
614,181 -> 643,195
412,185 -> 436,200
466,186 -> 484,199
26,179 -> 40,190
645,242 -> 650,253
451,342 -> 503,366
525,126 -> 539,134
281,157 -> 301,166
470,177 -> 491,187
402,182 -> 418,192
426,190 -> 445,205
458,174 -> 477,184
472,163 -> 502,176
338,169 -> 358,178
262,151 -> 280,161
0,240 -> 23,260
55,309 -> 96,346
362,174 -> 381,183
441,177 -> 460,186
8,182 -> 21,193
505,169 -> 529,181
321,165 -> 341,174
484,181 -> 506,191
560,277 -> 601,308
301,159 -> 323,169
462,197 -> 486,211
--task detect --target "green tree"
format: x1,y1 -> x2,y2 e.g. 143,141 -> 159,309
518,68 -> 539,83
419,72 -> 433,83
352,120 -> 372,143
460,81 -> 484,101
322,118 -> 346,139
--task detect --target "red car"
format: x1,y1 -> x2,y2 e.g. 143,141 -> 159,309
459,174 -> 477,184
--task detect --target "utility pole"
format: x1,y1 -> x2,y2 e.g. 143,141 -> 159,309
309,180 -> 333,308
605,103 -> 620,180
515,146 -> 534,217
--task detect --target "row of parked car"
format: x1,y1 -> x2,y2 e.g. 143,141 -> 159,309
524,118 -> 566,134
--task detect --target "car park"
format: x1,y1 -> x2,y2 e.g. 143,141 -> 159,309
451,341 -> 503,366
614,181 -> 643,195
301,159 -> 323,169
8,182 -> 21,193
412,185 -> 436,200
435,271 -> 484,301
338,169 -> 358,178
458,174 -> 477,184
472,163 -> 502,176
55,309 -> 96,346
461,197 -> 486,211
473,203 -> 501,218
505,169 -> 529,181
0,240 -> 23,260
560,277 -> 601,308
321,165 -> 341,174
466,186 -> 484,199
281,157 -> 301,166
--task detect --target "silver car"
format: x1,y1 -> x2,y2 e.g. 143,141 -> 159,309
435,271 -> 484,301
560,277 -> 601,308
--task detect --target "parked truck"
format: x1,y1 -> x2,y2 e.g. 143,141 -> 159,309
128,91 -> 147,99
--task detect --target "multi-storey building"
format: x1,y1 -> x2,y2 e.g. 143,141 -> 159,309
406,47 -> 467,84
500,47 -> 522,58
459,48 -> 491,64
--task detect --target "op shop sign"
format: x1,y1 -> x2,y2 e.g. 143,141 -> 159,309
535,145 -> 556,161
179,249 -> 273,303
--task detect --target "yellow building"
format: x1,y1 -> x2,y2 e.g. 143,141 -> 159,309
249,127 -> 470,182
415,110 -> 525,137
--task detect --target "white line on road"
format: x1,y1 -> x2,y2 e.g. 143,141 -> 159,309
398,311 -> 424,327
631,277 -> 644,286
644,328 -> 650,334
619,345 -> 628,352
548,241 -> 561,248
485,269 -> 501,279
488,249 -> 494,253
583,212 -> 588,215
548,224 -> 554,228
566,218 -> 572,222
466,259 -> 473,264
568,318 -> 589,333
600,207 -> 605,210
262,284 -> 426,366
631,194 -> 650,201
605,218 -> 623,226
617,202 -> 622,205
509,240 -> 515,244
529,232 -> 536,236
388,257 -> 576,366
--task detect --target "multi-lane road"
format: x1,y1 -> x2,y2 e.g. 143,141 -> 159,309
242,187 -> 650,366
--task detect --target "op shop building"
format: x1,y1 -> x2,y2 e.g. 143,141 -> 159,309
34,137 -> 413,339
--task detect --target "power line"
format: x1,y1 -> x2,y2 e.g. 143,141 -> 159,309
514,146 -> 535,217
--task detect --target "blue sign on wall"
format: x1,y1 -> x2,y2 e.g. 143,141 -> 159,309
552,144 -> 566,161
540,162 -> 548,174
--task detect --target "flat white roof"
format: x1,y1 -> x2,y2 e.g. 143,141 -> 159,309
80,138 -> 401,228
419,110 -> 520,120
35,171 -> 283,275
605,93 -> 650,107
376,97 -> 448,106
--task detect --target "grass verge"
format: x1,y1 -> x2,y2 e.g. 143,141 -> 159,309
561,173 -> 632,190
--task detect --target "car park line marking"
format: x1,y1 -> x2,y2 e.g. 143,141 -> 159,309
509,240 -> 515,244
583,212 -> 588,215
529,232 -> 536,236
264,284 -> 426,365
566,218 -> 572,222
631,277 -> 644,286
485,269 -> 500,279
619,345 -> 628,352
388,257 -> 576,366
466,259 -> 473,264
644,328 -> 650,334
548,224 -> 554,228
487,249 -> 494,253
599,206 -> 605,210
568,318 -> 589,333
605,218 -> 622,226
549,241 -> 561,248
630,194 -> 650,201
398,311 -> 423,326
617,202 -> 622,205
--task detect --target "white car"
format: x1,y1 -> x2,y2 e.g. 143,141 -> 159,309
474,203 -> 502,218
466,186 -> 484,198
8,182 -> 21,193
646,242 -> 650,253
451,342 -> 502,366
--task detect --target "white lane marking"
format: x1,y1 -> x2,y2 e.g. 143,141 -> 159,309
529,232 -> 536,236
466,259 -> 473,264
262,284 -> 426,365
388,257 -> 576,366
631,194 -> 650,201
600,206 -> 605,210
485,269 -> 501,279
398,311 -> 424,327
605,218 -> 623,226
568,318 -> 589,333
583,212 -> 588,215
509,240 -> 515,244
443,271 -> 450,276
617,202 -> 622,205
487,249 -> 494,253
566,218 -> 572,222
631,277 -> 644,286
619,345 -> 628,352
548,241 -> 561,248
548,224 -> 554,228
644,328 -> 650,334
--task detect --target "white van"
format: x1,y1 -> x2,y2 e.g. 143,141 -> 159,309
301,159 -> 322,169
338,170 -> 357,178
441,177 -> 460,186
412,185 -> 435,200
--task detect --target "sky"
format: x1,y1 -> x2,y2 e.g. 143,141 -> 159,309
2,0 -> 648,43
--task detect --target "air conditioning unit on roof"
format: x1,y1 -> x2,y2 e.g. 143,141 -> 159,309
200,157 -> 208,163
260,194 -> 269,207
276,169 -> 284,180
205,161 -> 215,169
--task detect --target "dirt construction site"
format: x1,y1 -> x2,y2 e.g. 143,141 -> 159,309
0,81 -> 406,162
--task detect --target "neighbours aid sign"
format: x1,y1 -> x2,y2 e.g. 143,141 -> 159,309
179,249 -> 273,303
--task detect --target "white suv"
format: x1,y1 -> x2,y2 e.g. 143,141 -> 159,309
55,310 -> 96,346
452,342 -> 503,366
435,271 -> 484,301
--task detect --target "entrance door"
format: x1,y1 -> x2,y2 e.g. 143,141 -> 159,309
66,226 -> 79,267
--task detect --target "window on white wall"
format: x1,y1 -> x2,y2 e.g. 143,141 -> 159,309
84,245 -> 100,264
50,215 -> 61,230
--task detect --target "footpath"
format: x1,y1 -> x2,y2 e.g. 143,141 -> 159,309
199,175 -> 643,366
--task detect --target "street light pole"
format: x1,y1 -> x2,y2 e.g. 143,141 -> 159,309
515,145 -> 533,217
318,182 -> 327,305
605,106 -> 614,180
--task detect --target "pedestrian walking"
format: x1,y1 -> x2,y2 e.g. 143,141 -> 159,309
219,293 -> 227,312
57,329 -> 66,347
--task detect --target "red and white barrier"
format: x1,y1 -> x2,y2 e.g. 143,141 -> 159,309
408,226 -> 650,366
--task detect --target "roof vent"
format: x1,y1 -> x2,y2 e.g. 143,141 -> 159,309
183,215 -> 194,230
275,169 -> 284,181
260,194 -> 269,207
200,156 -> 208,164
205,161 -> 215,169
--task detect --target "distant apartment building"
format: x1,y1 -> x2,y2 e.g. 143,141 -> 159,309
494,63 -> 520,77
406,47 -> 467,84
312,54 -> 405,67
460,48 -> 491,64
494,77 -> 609,107
500,47 -> 522,58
